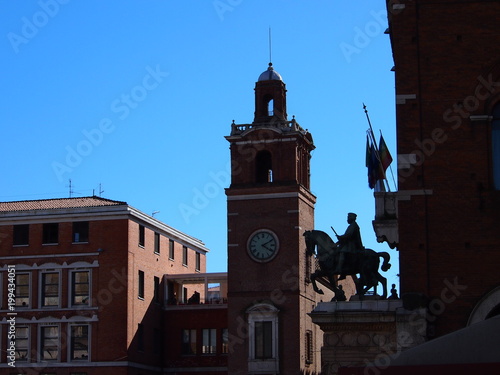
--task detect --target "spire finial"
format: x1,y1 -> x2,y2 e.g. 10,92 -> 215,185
269,27 -> 272,65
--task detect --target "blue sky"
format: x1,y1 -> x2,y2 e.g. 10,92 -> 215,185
1,1 -> 399,288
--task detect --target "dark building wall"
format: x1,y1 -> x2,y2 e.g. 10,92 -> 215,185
390,0 -> 500,336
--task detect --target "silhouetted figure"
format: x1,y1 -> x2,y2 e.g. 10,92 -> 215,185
388,284 -> 399,299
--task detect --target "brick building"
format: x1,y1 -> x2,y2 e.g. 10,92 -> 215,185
225,63 -> 348,375
387,0 -> 500,337
0,196 -> 228,375
313,1 -> 500,373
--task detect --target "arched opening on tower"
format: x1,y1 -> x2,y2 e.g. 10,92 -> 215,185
267,99 -> 274,116
256,151 -> 273,183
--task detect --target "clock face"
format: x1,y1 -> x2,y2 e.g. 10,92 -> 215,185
247,230 -> 279,262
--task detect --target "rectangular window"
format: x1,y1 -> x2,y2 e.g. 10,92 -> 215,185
305,330 -> 313,364
13,224 -> 29,246
154,232 -> 160,254
222,328 -> 228,354
137,324 -> 144,352
71,271 -> 90,306
169,239 -> 175,259
202,328 -> 216,354
15,326 -> 29,361
182,246 -> 188,266
255,321 -> 273,359
41,272 -> 59,307
138,225 -> 145,247
138,270 -> 145,299
154,276 -> 160,304
42,223 -> 59,244
15,273 -> 30,307
70,325 -> 89,361
72,221 -> 89,243
182,329 -> 197,355
40,325 -> 59,361
195,252 -> 201,271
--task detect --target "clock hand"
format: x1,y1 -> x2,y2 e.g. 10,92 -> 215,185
261,243 -> 274,251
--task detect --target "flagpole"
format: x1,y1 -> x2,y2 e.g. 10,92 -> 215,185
363,104 -> 390,192
380,129 -> 397,191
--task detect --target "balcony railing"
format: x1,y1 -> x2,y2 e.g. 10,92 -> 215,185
230,118 -> 305,136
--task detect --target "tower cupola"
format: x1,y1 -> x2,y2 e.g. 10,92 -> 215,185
254,63 -> 287,123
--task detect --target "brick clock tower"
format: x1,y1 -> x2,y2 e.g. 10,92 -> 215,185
225,63 -> 322,374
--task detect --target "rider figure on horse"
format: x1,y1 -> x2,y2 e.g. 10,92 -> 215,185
335,212 -> 364,280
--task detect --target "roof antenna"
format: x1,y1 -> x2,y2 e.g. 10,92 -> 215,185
68,179 -> 74,198
268,27 -> 272,65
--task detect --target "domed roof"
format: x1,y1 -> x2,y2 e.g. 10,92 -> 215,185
258,63 -> 282,82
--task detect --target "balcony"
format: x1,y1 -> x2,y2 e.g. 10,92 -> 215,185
372,191 -> 398,249
165,272 -> 227,310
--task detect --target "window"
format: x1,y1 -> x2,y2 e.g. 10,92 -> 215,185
15,273 -> 30,307
138,270 -> 144,299
13,224 -> 29,246
71,271 -> 90,306
70,325 -> 89,361
41,272 -> 59,307
154,276 -> 161,303
72,221 -> 89,243
15,326 -> 29,361
40,325 -> 59,361
137,324 -> 144,352
42,223 -> 58,244
255,321 -> 273,359
222,328 -> 228,354
195,252 -> 201,271
202,328 -> 217,354
138,225 -> 145,247
154,276 -> 160,304
247,303 -> 279,372
305,330 -> 313,365
492,103 -> 500,189
154,232 -> 160,254
182,329 -> 197,355
182,246 -> 188,266
169,239 -> 175,259
256,150 -> 273,183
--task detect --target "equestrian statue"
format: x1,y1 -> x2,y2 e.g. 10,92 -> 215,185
304,212 -> 391,300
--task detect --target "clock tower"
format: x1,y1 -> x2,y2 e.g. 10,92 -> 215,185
226,63 -> 321,374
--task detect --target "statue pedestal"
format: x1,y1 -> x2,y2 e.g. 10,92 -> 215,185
309,300 -> 427,375
348,294 -> 383,301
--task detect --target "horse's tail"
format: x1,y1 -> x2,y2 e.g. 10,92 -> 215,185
377,251 -> 391,272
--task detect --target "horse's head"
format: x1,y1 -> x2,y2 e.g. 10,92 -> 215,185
303,230 -> 316,256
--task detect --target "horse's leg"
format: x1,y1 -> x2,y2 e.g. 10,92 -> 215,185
378,273 -> 387,299
310,272 -> 324,294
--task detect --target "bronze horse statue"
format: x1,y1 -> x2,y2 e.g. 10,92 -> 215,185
303,230 -> 391,299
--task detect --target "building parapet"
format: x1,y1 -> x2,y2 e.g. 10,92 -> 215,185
229,118 -> 307,136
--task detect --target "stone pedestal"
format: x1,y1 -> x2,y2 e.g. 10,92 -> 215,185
309,300 -> 426,375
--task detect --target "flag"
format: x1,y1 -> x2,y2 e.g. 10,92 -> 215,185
367,140 -> 380,189
379,134 -> 393,172
366,134 -> 387,189
365,135 -> 371,168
